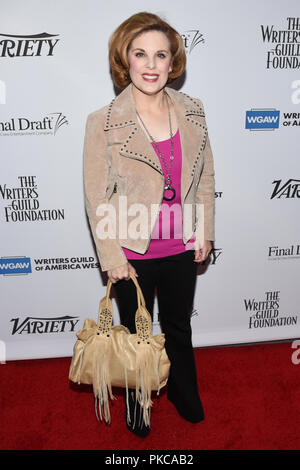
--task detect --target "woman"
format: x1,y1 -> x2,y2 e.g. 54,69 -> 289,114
83,12 -> 215,437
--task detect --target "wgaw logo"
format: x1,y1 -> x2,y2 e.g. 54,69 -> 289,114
0,32 -> 60,57
0,256 -> 31,275
245,109 -> 280,130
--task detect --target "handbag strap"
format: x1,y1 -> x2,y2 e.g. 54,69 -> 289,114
105,272 -> 146,309
96,273 -> 153,341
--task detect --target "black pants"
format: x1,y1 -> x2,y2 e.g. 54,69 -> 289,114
113,249 -> 205,421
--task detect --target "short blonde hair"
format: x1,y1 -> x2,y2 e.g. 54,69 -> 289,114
109,11 -> 186,89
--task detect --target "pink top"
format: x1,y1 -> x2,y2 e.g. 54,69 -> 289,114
122,129 -> 195,260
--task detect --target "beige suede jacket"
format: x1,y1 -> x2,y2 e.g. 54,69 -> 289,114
83,82 -> 216,272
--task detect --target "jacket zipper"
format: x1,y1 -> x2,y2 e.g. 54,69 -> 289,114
144,176 -> 165,252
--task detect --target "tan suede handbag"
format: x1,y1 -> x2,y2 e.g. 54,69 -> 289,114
69,272 -> 170,427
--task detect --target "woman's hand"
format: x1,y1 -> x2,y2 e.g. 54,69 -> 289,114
194,240 -> 213,263
107,262 -> 139,284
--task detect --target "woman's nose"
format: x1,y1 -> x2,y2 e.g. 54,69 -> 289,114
146,56 -> 156,69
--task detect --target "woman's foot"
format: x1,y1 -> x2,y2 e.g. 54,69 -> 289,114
125,389 -> 151,437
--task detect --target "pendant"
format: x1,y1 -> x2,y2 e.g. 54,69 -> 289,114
163,185 -> 176,201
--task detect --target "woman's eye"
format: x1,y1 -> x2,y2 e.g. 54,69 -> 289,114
134,52 -> 167,58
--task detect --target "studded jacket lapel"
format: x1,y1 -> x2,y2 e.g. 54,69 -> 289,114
103,82 -> 208,201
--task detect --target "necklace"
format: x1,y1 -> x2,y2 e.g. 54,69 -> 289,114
135,90 -> 176,201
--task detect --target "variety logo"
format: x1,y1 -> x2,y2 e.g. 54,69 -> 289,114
270,179 -> 300,199
0,32 -> 60,58
245,108 -> 280,130
260,17 -> 300,69
0,256 -> 31,275
191,308 -> 199,319
0,112 -> 68,136
10,316 -> 80,335
181,29 -> 204,54
210,247 -> 222,265
244,290 -> 298,330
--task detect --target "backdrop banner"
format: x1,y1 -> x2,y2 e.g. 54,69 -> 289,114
1,0 -> 299,360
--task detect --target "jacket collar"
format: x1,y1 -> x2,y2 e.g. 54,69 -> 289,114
104,82 -> 205,130
103,82 -> 208,200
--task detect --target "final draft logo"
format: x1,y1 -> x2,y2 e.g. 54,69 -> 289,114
181,30 -> 204,54
0,32 -> 60,57
10,316 -> 80,335
244,290 -> 298,330
0,112 -> 68,136
268,243 -> 300,260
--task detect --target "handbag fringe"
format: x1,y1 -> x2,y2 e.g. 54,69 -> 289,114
135,342 -> 154,427
75,334 -> 164,429
93,336 -> 116,425
122,334 -> 132,427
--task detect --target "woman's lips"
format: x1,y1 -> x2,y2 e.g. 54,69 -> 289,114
142,74 -> 159,82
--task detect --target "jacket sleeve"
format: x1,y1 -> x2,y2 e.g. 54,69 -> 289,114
194,102 -> 216,246
83,111 -> 128,272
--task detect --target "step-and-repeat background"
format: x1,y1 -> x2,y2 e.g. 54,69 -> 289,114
1,0 -> 299,360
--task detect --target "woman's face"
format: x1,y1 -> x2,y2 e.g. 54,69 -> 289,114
127,30 -> 173,96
